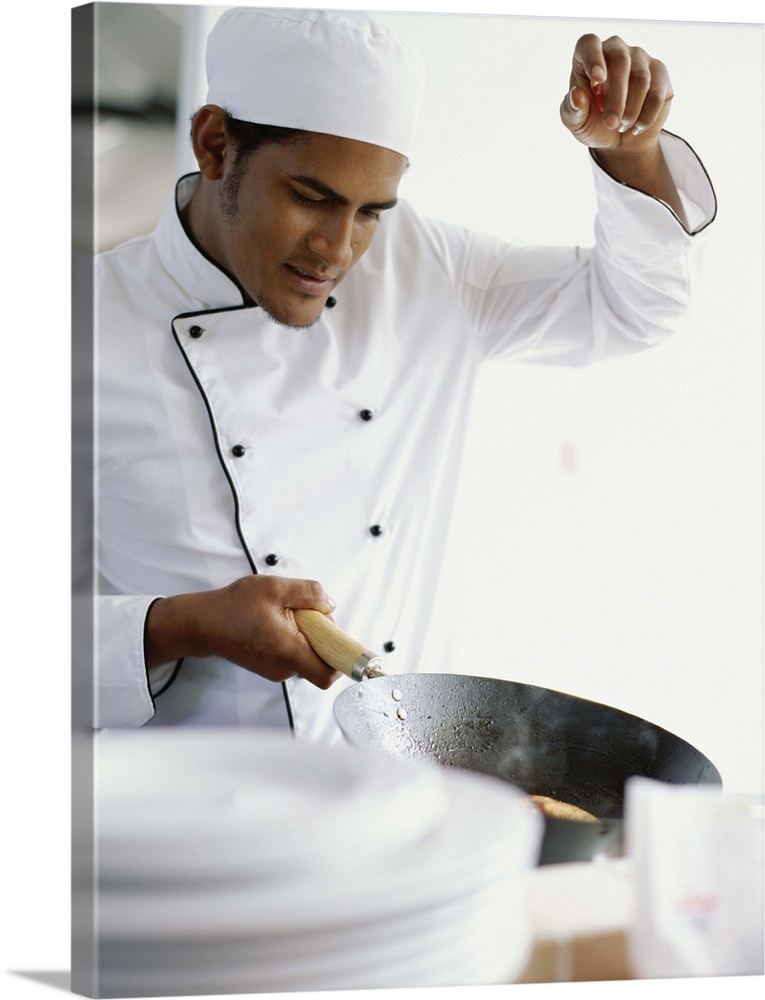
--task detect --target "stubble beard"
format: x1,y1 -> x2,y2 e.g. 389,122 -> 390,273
219,167 -> 321,331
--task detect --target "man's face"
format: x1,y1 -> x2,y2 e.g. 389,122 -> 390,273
209,132 -> 408,328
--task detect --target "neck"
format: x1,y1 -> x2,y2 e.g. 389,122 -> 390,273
178,179 -> 255,306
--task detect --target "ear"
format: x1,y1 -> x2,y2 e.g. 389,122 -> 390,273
190,105 -> 234,180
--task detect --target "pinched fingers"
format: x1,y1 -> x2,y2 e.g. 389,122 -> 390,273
572,32 -> 608,90
567,33 -> 673,146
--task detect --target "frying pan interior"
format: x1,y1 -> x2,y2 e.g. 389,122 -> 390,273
333,673 -> 722,825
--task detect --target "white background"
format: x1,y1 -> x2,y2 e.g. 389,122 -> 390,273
369,9 -> 763,801
3,1 -> 763,999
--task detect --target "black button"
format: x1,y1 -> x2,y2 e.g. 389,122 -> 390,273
383,641 -> 396,653
326,296 -> 337,308
370,525 -> 383,537
359,409 -> 374,422
265,554 -> 279,566
232,444 -> 246,457
189,325 -> 204,338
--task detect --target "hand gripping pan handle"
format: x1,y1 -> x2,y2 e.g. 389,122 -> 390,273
293,609 -> 387,681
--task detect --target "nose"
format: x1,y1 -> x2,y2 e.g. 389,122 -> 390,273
306,210 -> 355,269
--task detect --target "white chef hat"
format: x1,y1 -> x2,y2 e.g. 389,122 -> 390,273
205,7 -> 426,159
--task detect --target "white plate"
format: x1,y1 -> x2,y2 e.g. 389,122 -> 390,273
97,727 -> 449,880
94,727 -> 542,994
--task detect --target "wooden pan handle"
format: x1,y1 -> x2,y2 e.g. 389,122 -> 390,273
293,609 -> 386,681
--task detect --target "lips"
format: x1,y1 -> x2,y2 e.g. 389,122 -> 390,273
284,263 -> 338,294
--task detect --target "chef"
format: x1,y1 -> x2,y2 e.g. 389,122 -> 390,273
94,7 -> 716,741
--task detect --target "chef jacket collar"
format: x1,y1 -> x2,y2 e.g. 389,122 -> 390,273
154,173 -> 253,311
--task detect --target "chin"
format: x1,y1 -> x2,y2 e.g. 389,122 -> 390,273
259,298 -> 324,330
267,310 -> 321,330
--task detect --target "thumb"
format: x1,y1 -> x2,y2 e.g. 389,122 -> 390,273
296,578 -> 337,616
560,84 -> 590,132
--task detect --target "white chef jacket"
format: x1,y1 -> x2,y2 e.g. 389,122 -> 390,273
93,131 -> 716,741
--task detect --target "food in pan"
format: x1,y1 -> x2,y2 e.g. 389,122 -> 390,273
529,794 -> 600,824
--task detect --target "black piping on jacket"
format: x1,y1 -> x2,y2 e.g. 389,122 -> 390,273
160,304 -> 297,731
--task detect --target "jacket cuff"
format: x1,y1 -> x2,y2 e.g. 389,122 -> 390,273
95,595 -> 158,729
590,130 -> 717,236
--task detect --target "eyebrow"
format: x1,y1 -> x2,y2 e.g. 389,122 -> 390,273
288,174 -> 399,212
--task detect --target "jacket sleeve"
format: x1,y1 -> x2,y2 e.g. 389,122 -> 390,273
94,594 -> 177,728
445,130 -> 717,366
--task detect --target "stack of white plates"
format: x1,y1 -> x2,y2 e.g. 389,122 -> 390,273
94,727 -> 543,997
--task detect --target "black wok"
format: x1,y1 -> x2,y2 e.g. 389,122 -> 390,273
295,611 -> 722,864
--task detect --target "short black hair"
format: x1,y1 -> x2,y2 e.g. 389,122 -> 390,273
224,114 -> 307,158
